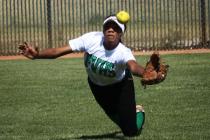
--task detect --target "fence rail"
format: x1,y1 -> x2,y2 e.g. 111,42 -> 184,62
0,0 -> 210,55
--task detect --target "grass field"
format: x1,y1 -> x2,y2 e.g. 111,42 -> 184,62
0,53 -> 210,140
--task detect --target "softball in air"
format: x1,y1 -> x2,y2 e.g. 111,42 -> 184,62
116,11 -> 130,24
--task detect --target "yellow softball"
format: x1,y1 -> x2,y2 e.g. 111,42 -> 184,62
116,11 -> 130,24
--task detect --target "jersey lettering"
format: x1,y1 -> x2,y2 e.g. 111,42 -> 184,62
85,54 -> 116,77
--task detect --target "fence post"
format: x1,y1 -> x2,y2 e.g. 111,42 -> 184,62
47,0 -> 52,48
200,0 -> 207,47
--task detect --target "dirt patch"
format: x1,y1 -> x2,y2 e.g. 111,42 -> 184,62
133,48 -> 210,55
0,48 -> 210,60
0,53 -> 84,60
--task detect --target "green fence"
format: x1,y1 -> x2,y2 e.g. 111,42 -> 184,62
0,0 -> 210,55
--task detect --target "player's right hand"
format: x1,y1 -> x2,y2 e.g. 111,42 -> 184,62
18,42 -> 39,59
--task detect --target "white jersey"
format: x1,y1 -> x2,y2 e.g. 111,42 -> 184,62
69,32 -> 135,86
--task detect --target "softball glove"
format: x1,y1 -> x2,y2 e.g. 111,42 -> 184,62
141,52 -> 169,88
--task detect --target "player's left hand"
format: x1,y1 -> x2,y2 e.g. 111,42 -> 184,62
141,52 -> 169,88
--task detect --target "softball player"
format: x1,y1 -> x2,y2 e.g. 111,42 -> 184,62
19,15 -> 145,137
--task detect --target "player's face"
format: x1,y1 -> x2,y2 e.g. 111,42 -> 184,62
103,21 -> 123,50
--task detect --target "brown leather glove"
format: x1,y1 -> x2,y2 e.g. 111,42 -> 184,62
141,52 -> 169,88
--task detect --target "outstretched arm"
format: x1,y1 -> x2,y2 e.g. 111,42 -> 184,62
18,42 -> 73,59
127,60 -> 145,78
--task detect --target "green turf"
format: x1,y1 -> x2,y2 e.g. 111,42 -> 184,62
0,53 -> 210,140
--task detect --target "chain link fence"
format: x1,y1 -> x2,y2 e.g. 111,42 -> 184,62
0,0 -> 210,55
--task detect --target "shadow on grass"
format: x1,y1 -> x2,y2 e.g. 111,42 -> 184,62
52,131 -> 126,140
75,131 -> 125,140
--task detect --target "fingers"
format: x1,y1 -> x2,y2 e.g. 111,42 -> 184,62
18,45 -> 25,50
18,42 -> 28,51
18,42 -> 37,59
18,42 -> 28,54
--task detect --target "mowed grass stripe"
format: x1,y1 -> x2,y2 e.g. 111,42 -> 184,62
0,53 -> 210,140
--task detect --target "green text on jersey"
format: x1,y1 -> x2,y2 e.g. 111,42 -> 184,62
85,53 -> 116,77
